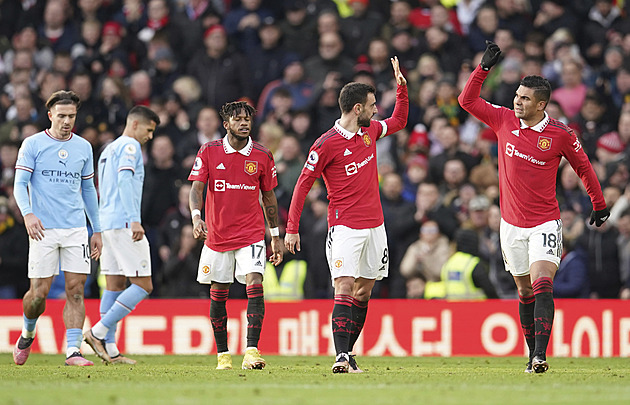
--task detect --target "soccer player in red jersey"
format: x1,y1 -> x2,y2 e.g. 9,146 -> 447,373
285,57 -> 408,373
188,101 -> 283,370
458,41 -> 610,374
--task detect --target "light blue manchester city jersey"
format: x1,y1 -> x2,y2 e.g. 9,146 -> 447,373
98,135 -> 144,230
15,130 -> 96,229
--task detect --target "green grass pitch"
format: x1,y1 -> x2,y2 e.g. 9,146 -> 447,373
1,354 -> 629,405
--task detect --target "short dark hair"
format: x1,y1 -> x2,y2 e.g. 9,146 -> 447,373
128,105 -> 160,125
45,90 -> 81,111
219,101 -> 256,121
520,75 -> 551,105
338,82 -> 376,113
273,87 -> 292,99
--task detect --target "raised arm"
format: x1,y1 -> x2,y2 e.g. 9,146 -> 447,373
382,56 -> 409,137
391,56 -> 406,86
458,41 -> 506,129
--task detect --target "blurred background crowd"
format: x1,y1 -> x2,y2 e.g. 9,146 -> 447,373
1,0 -> 630,301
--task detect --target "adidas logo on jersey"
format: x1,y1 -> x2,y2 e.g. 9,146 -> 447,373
343,149 -> 352,156
216,163 -> 226,170
511,130 -> 519,137
255,260 -> 262,266
546,249 -> 553,255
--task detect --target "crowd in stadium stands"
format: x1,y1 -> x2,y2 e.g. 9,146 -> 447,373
1,0 -> 630,300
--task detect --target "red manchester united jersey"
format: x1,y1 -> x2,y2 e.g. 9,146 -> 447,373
458,66 -> 606,228
188,136 -> 277,251
287,84 -> 408,232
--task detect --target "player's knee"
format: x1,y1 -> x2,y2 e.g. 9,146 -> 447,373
132,277 -> 153,294
246,273 -> 263,286
31,285 -> 50,300
31,295 -> 46,308
67,292 -> 84,304
334,276 -> 354,294
65,282 -> 84,302
517,285 -> 533,297
353,286 -> 372,301
105,275 -> 127,291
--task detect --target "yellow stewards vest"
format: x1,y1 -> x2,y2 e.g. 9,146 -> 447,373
440,251 -> 486,300
263,260 -> 307,301
424,252 -> 486,300
423,280 -> 446,299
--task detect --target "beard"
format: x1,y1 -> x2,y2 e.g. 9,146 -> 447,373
230,131 -> 249,142
358,116 -> 372,128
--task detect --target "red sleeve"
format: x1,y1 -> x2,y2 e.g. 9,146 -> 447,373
458,66 -> 506,131
260,155 -> 278,192
188,147 -> 209,183
381,84 -> 409,137
562,130 -> 607,211
286,173 -> 317,233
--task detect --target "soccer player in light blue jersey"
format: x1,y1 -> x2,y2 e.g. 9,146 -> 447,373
13,90 -> 103,367
83,106 -> 160,365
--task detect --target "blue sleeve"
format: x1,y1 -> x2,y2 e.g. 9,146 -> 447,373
118,169 -> 140,222
13,169 -> 32,216
81,177 -> 101,233
82,146 -> 95,178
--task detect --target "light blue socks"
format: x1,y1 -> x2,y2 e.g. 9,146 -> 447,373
22,314 -> 38,338
100,290 -> 122,343
92,284 -> 148,339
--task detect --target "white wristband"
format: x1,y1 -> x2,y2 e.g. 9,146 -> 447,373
269,227 -> 279,237
191,209 -> 201,219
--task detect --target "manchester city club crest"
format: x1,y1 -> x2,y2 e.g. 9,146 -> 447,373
244,160 -> 258,175
537,136 -> 552,151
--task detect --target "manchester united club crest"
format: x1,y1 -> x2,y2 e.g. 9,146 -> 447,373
244,160 -> 258,175
537,136 -> 552,151
362,133 -> 372,147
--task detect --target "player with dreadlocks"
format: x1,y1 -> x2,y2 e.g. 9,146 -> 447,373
188,101 -> 283,370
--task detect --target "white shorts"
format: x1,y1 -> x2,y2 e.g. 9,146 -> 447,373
500,218 -> 562,277
325,224 -> 389,285
28,227 -> 90,278
197,240 -> 266,285
100,229 -> 152,277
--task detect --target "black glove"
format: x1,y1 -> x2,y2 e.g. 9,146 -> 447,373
589,207 -> 610,227
480,40 -> 501,71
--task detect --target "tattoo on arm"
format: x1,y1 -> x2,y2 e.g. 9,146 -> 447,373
262,190 -> 280,228
265,204 -> 279,228
189,181 -> 204,211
